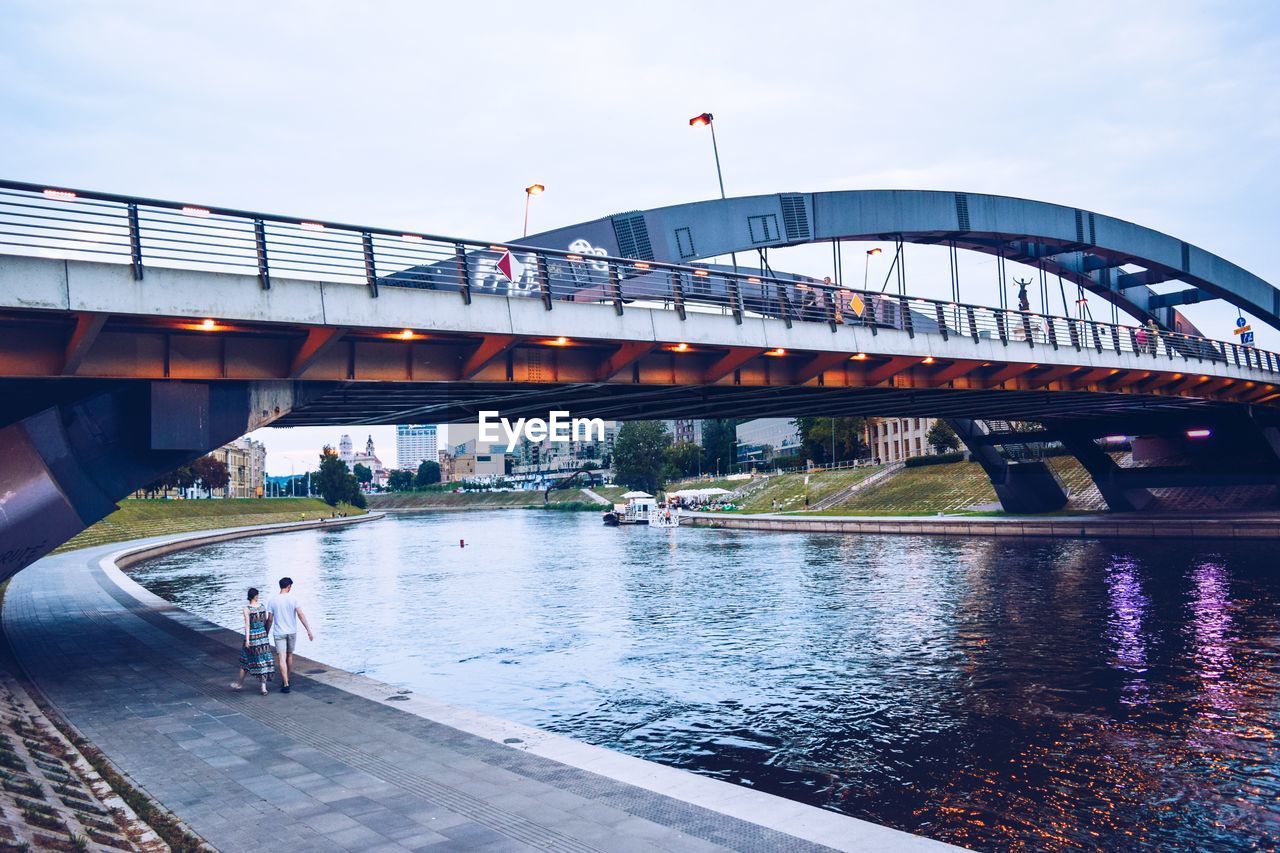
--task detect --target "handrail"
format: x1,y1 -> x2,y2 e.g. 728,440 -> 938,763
0,178 -> 1276,378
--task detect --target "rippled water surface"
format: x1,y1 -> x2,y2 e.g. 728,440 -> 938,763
130,511 -> 1280,850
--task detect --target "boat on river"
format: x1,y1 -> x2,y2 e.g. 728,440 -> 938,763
604,491 -> 679,527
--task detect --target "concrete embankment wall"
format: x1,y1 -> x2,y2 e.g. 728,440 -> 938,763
687,512 -> 1280,540
111,513 -> 382,570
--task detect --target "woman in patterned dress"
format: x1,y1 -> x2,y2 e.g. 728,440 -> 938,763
231,587 -> 275,694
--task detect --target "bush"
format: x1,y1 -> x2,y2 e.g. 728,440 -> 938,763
904,451 -> 966,468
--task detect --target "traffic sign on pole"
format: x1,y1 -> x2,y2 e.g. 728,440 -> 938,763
496,250 -> 524,283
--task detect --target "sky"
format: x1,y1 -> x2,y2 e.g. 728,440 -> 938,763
3,1 -> 1279,474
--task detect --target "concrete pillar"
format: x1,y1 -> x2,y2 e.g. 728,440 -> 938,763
947,418 -> 1068,514
1058,432 -> 1155,512
0,380 -> 304,581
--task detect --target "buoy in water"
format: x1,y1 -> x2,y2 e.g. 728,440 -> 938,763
460,539 -> 465,548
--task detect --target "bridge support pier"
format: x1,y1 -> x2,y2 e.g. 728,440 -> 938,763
1057,431 -> 1155,512
0,380 -> 304,582
948,418 -> 1068,514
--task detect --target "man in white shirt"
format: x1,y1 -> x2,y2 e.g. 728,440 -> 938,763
266,576 -> 314,694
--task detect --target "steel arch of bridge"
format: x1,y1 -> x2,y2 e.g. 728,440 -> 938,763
521,189 -> 1280,337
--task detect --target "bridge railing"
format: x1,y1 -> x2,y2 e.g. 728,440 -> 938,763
1,178 -> 1277,377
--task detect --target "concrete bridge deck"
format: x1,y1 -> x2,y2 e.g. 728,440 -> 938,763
1,524 -> 952,853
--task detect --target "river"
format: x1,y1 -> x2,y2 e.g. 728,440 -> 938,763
129,510 -> 1280,850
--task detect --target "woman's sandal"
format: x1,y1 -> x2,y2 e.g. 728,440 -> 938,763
229,682 -> 243,691
259,681 -> 268,695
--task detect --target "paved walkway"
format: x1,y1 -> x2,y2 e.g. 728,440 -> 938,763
2,526 -> 951,853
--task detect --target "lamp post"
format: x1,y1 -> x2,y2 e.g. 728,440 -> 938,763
688,113 -> 726,200
863,247 -> 882,290
689,111 -> 738,287
523,183 -> 545,237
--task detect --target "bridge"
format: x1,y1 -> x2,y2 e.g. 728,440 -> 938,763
2,179 -> 1279,577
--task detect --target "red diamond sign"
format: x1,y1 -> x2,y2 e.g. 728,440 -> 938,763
496,250 -> 524,283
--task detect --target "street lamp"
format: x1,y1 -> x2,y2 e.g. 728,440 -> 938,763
688,113 -> 726,200
863,247 -> 882,290
523,183 -> 545,237
689,112 -> 738,282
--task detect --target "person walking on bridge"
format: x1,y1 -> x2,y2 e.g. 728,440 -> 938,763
231,587 -> 275,695
267,576 -> 315,694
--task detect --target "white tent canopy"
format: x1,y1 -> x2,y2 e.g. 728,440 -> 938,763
620,490 -> 653,499
668,487 -> 732,499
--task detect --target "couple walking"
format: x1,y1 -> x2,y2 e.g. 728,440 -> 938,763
232,577 -> 315,695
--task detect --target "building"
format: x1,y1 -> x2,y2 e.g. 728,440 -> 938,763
735,418 -> 801,468
509,421 -> 618,486
396,424 -> 438,471
666,419 -> 703,447
864,417 -> 940,463
211,436 -> 267,498
445,425 -> 508,483
337,434 -> 389,488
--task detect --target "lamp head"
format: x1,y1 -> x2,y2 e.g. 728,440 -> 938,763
689,112 -> 714,127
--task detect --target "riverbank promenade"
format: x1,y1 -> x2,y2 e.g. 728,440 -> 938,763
1,524 -> 954,852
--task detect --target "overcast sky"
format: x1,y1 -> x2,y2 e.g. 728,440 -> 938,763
4,1 -> 1279,474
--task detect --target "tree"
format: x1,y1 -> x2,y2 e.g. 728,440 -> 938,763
414,460 -> 441,488
353,463 -> 372,485
926,419 -> 961,455
613,421 -> 672,492
316,446 -> 351,506
665,441 -> 702,479
387,469 -> 414,491
192,455 -> 230,497
700,419 -> 738,477
796,417 -> 867,465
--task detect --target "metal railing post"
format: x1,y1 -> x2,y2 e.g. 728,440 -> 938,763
455,244 -> 470,304
126,203 -> 143,281
994,309 -> 1008,345
728,273 -> 744,324
1090,323 -> 1104,353
537,254 -> 552,310
899,297 -> 913,338
777,280 -> 792,328
609,262 -> 624,315
1046,317 -> 1059,349
966,306 -> 978,342
671,271 -> 686,320
1021,311 -> 1034,348
934,303 -> 948,341
254,218 -> 270,290
361,232 -> 378,297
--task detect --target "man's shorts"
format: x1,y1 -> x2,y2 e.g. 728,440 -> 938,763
274,633 -> 297,655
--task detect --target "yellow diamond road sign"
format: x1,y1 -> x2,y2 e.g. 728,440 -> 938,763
849,293 -> 866,317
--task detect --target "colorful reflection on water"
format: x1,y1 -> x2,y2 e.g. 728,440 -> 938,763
131,512 -> 1280,850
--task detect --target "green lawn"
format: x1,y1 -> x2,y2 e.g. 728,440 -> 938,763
54,498 -> 362,553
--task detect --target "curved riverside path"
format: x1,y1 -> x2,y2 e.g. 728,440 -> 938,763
2,519 -> 954,853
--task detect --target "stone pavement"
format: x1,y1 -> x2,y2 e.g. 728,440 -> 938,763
2,527 -> 956,853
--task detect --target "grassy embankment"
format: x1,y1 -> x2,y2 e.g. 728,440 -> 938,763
809,456 -> 1099,515
54,498 -> 362,554
700,456 -> 1101,516
728,467 -> 883,513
